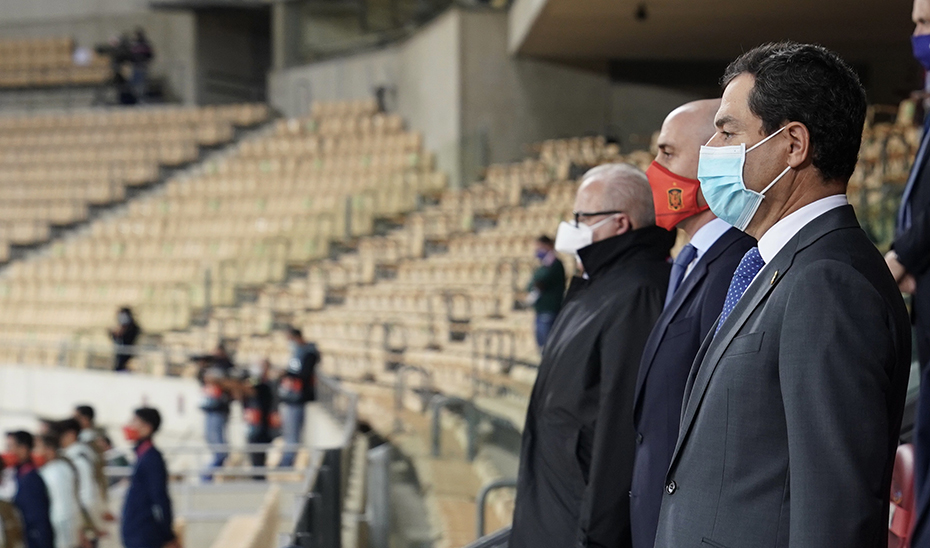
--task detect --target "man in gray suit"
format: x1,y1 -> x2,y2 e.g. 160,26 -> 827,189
654,42 -> 912,548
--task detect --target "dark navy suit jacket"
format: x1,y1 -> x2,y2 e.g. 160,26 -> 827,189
629,227 -> 755,548
14,463 -> 54,548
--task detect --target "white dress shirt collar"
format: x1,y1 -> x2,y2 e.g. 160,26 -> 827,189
757,194 -> 848,264
684,217 -> 732,279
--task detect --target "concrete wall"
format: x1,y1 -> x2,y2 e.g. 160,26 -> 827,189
396,12 -> 461,188
269,12 -> 461,185
0,2 -> 197,104
0,365 -> 205,446
269,7 -> 703,188
196,8 -> 271,104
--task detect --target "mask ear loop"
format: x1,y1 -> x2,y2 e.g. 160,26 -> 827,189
759,165 -> 792,195
747,125 -> 788,153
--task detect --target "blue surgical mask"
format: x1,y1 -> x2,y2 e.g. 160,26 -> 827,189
697,127 -> 791,231
913,34 -> 930,70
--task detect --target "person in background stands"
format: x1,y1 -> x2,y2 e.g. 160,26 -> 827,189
629,99 -> 756,548
894,1 -> 930,544
278,328 -> 319,468
109,307 -> 140,372
121,408 -> 179,548
196,344 -> 235,479
58,420 -> 109,545
3,432 -> 53,548
510,163 -> 675,548
129,28 -> 153,104
527,235 -> 566,349
243,359 -> 277,479
34,433 -> 83,548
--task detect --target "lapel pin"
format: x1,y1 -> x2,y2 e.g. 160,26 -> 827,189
770,271 -> 779,285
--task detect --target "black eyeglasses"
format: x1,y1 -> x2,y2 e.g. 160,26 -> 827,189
572,210 -> 624,227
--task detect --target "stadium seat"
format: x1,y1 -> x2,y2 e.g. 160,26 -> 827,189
890,443 -> 917,548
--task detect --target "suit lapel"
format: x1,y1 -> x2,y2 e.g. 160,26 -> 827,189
633,261 -> 708,414
667,205 -> 863,471
633,228 -> 744,414
898,117 -> 930,231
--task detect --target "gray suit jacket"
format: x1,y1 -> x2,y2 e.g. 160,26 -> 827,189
654,205 -> 911,548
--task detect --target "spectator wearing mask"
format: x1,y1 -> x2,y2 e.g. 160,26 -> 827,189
0,455 -> 25,548
654,42 -> 910,548
278,328 -> 319,468
526,235 -> 565,349
58,420 -> 108,543
895,1 -> 930,543
34,433 -> 83,548
244,359 -> 277,478
121,408 -> 179,548
130,28 -> 154,104
109,308 -> 140,372
4,432 -> 52,548
196,344 -> 234,478
629,99 -> 756,548
509,163 -> 675,548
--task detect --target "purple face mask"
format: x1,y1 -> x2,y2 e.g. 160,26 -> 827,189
913,34 -> 930,70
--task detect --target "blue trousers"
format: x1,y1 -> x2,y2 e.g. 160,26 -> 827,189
204,411 -> 228,468
535,312 -> 557,349
280,403 -> 305,468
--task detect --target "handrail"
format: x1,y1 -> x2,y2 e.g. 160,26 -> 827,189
394,364 -> 432,433
475,478 -> 517,538
429,394 -> 477,461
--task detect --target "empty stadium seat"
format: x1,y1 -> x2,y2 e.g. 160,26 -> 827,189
890,443 -> 917,548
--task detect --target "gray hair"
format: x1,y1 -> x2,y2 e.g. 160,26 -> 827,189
580,163 -> 656,228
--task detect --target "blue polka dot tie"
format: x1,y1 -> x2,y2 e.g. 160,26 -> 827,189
715,247 -> 765,337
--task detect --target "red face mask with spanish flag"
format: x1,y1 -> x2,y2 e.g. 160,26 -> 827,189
646,161 -> 710,231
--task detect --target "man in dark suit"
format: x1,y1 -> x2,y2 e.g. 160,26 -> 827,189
630,99 -> 755,548
510,163 -> 675,548
892,3 -> 930,546
654,42 -> 912,548
5,431 -> 54,548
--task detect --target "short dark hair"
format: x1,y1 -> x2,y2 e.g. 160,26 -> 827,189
8,431 -> 34,451
721,41 -> 866,183
287,327 -> 303,340
537,235 -> 554,247
134,407 -> 161,433
39,434 -> 59,451
57,419 -> 81,436
75,405 -> 95,422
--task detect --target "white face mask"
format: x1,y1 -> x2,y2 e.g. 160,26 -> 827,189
554,214 -> 618,257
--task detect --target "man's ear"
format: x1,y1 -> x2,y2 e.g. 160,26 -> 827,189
615,213 -> 632,235
784,122 -> 811,169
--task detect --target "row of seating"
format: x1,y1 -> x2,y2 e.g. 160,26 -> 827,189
0,103 -> 268,131
0,101 -> 443,337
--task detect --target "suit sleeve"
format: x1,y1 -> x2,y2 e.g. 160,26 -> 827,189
577,287 -> 664,548
20,475 -> 55,548
895,207 -> 930,276
779,260 -> 903,547
144,453 -> 176,543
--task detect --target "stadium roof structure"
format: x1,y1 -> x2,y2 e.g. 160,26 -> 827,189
509,0 -> 913,63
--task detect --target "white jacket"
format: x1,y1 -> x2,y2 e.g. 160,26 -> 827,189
39,458 -> 82,548
64,442 -> 104,529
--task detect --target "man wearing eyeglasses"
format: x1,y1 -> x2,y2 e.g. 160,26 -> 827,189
510,163 -> 676,548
